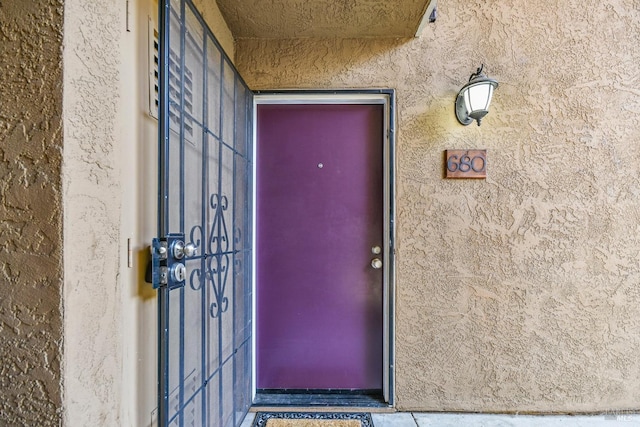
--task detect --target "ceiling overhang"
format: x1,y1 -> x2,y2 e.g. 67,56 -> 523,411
215,0 -> 436,39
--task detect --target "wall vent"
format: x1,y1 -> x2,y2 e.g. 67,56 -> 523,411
149,17 -> 194,142
148,18 -> 159,119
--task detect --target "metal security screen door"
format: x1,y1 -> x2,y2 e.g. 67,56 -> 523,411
153,0 -> 253,426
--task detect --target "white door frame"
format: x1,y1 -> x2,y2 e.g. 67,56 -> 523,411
251,90 -> 396,405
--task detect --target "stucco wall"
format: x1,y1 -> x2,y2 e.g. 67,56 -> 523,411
63,0 -> 125,424
0,1 -> 64,425
236,0 -> 640,413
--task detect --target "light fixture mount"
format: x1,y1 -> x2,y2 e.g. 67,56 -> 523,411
455,64 -> 499,126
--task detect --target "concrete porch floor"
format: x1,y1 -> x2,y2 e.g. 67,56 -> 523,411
240,411 -> 640,426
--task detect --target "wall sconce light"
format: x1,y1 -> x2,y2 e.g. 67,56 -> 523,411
455,64 -> 499,126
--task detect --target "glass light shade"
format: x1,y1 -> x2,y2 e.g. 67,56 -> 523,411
455,66 -> 498,126
464,82 -> 494,115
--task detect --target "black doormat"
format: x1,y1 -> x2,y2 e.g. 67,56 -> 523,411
252,412 -> 374,427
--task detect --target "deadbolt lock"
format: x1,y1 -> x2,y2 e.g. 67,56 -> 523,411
172,263 -> 187,282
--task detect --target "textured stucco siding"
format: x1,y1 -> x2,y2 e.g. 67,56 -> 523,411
216,0 -> 431,38
0,0 -> 65,425
63,0 -> 124,424
236,0 -> 640,413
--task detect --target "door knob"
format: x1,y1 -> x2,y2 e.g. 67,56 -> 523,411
183,242 -> 197,258
371,258 -> 383,269
172,240 -> 198,259
371,246 -> 381,255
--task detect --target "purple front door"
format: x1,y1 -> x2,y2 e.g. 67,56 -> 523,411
256,103 -> 384,390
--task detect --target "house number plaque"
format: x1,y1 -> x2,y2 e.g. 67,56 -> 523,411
445,149 -> 487,179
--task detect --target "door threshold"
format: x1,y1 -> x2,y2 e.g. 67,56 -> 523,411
253,390 -> 388,408
251,406 -> 396,414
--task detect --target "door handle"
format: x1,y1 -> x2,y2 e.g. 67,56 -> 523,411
171,240 -> 198,259
371,258 -> 383,269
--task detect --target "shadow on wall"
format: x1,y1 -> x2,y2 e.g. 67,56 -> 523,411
138,249 -> 156,300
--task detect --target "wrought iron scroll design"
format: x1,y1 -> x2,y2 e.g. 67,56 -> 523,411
188,193 -> 232,318
188,225 -> 203,291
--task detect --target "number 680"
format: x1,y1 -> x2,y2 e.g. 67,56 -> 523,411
447,153 -> 486,173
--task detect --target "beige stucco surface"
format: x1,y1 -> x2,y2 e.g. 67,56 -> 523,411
236,0 -> 640,413
216,0 -> 432,39
0,0 -> 64,425
63,0 -> 126,423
